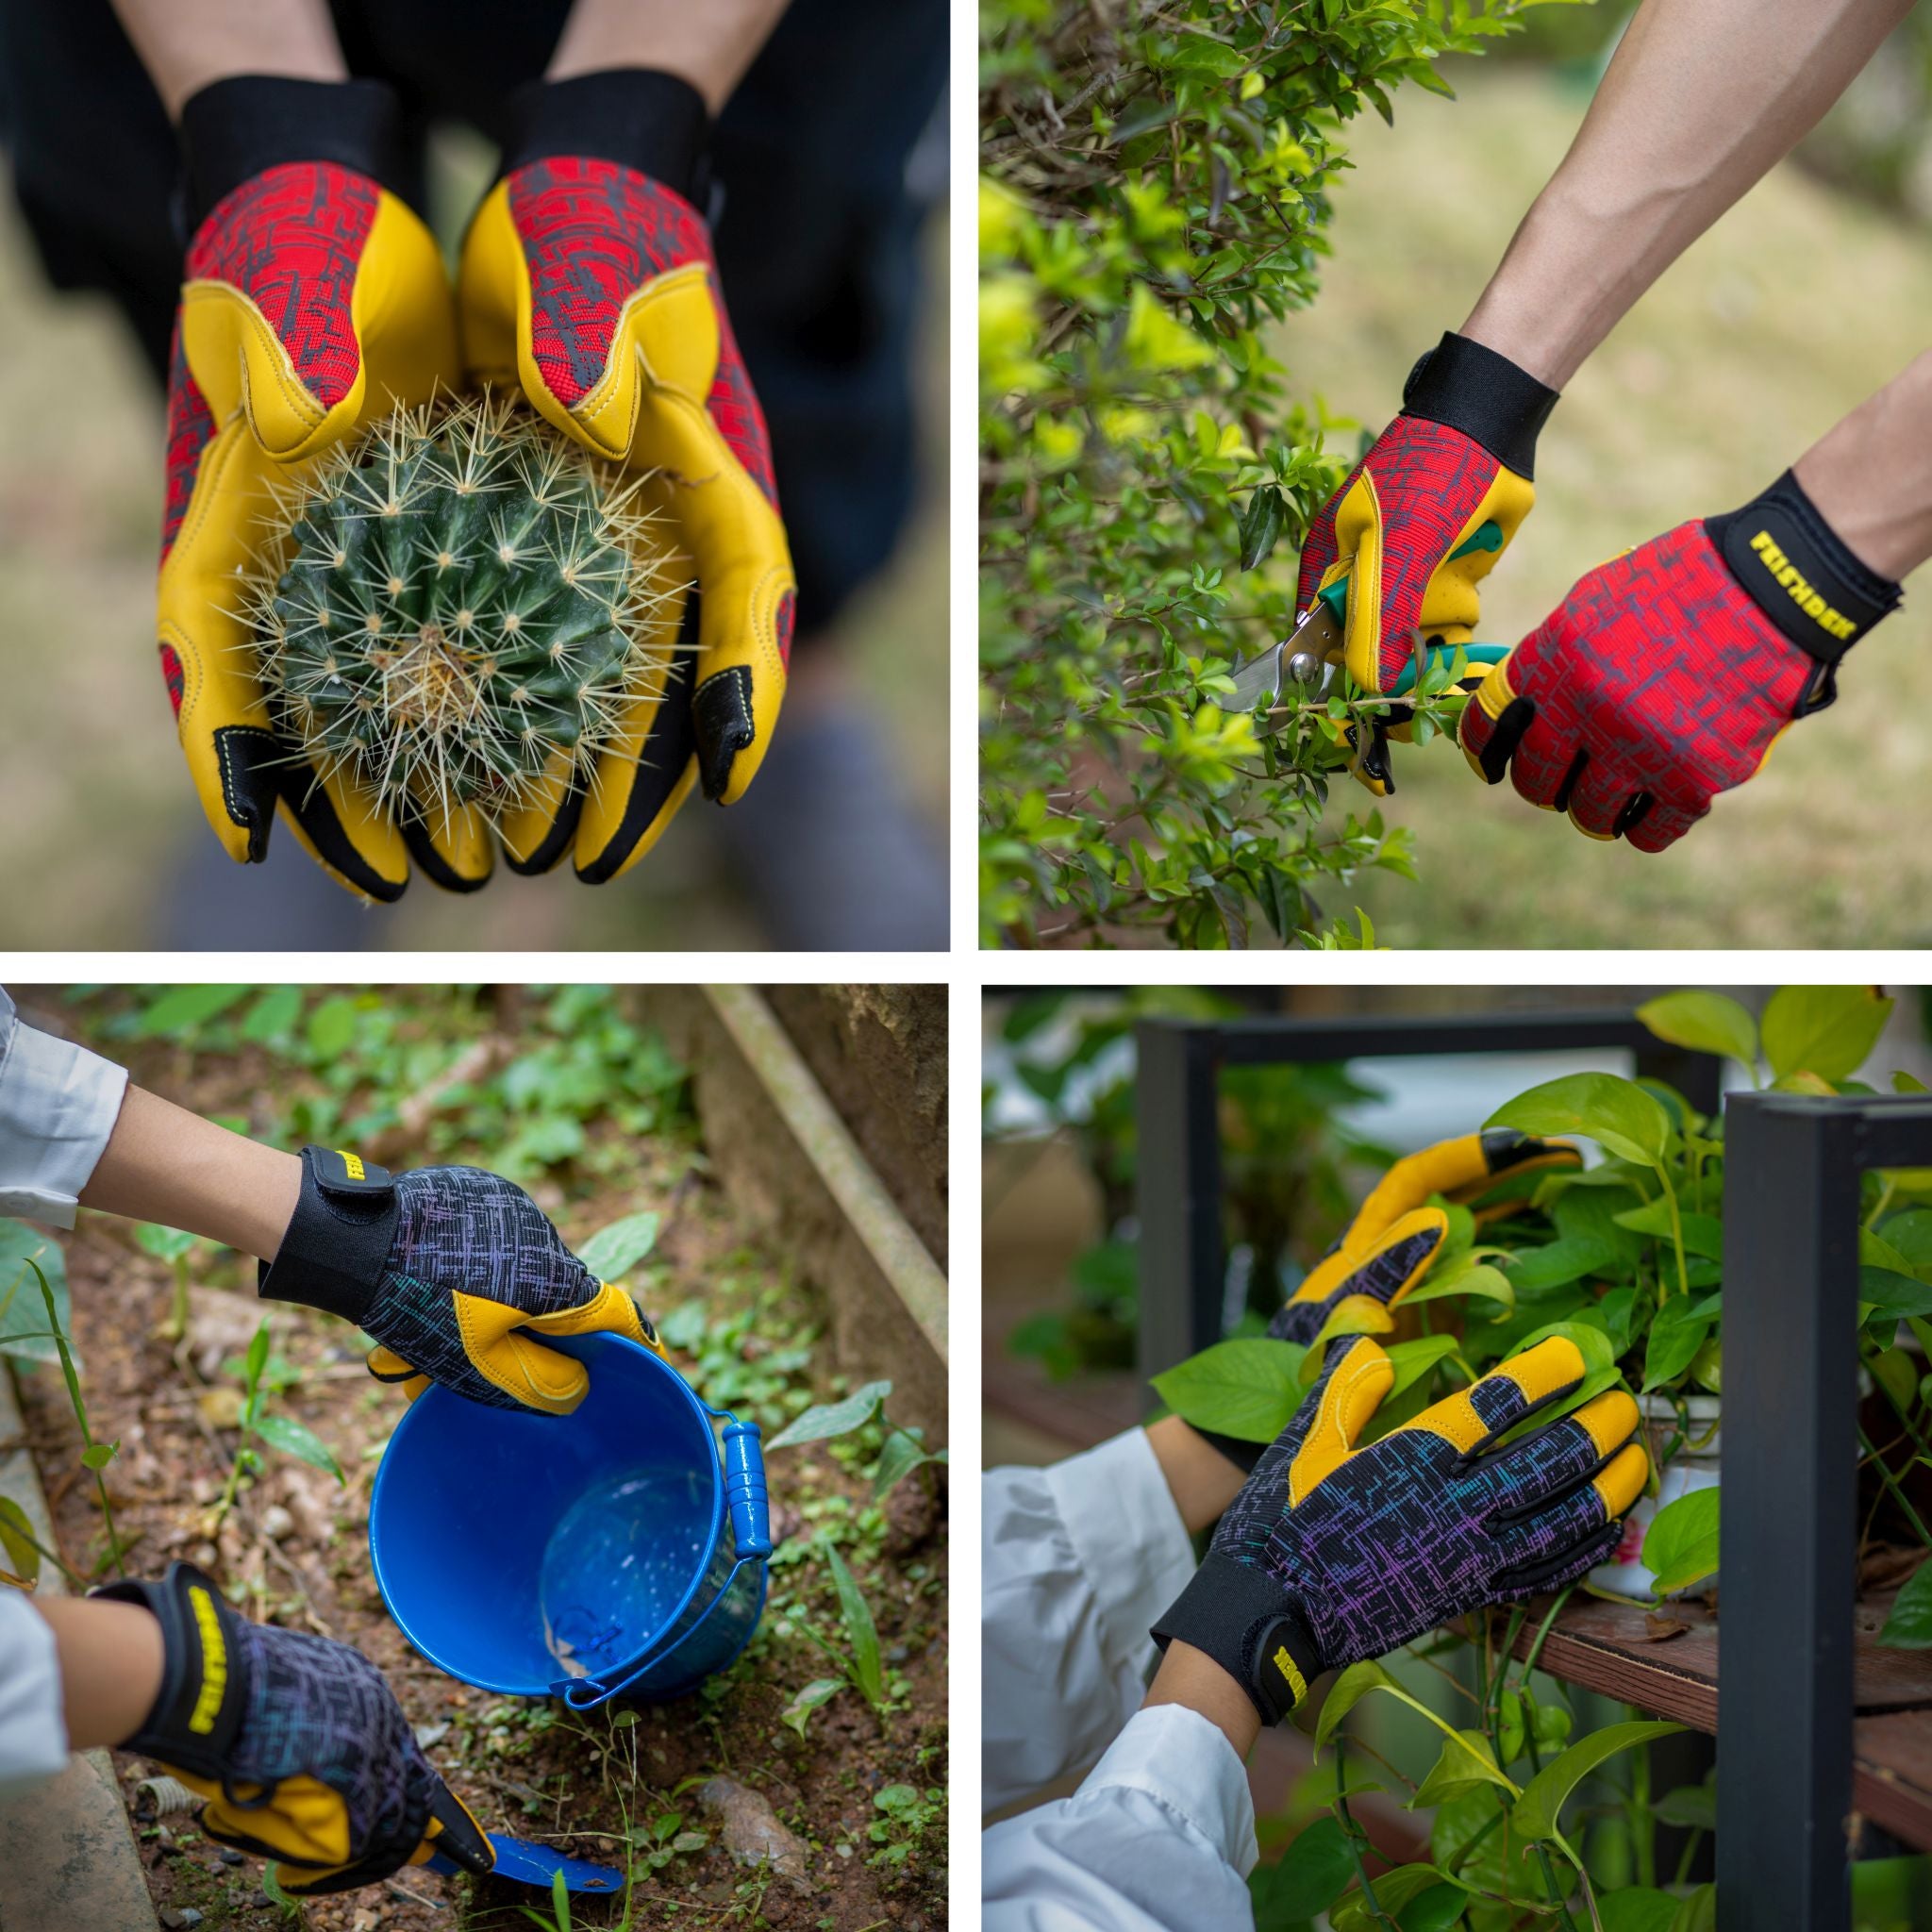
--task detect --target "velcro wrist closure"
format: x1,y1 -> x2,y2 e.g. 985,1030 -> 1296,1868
177,76 -> 410,231
1151,1554 -> 1322,1726
501,69 -> 713,208
257,1146 -> 397,1325
1705,469 -> 1902,666
1400,330 -> 1559,479
91,1563 -> 249,1777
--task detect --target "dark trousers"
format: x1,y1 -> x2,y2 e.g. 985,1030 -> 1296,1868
0,0 -> 946,635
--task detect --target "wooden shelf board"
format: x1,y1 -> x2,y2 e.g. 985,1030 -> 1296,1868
1502,1590 -> 1932,1851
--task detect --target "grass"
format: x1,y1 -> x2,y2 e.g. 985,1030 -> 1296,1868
1269,65 -> 1932,948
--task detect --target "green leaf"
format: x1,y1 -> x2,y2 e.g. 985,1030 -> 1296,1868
874,1427 -> 942,1500
1653,1782 -> 1717,1832
135,984 -> 250,1038
1877,1557 -> 1932,1648
1612,1201 -> 1724,1260
1641,1294 -> 1723,1392
1502,1234 -> 1619,1293
253,1414 -> 344,1483
1858,1269 -> 1932,1323
0,1497 -> 42,1589
1599,1888 -> 1686,1932
766,1380 -> 892,1451
241,985 -> 305,1044
1669,1883 -> 1717,1932
1760,986 -> 1893,1085
1877,1208 -> 1932,1272
1150,1338 -> 1307,1442
244,1319 -> 272,1390
1511,1720 -> 1686,1842
1381,1335 -> 1459,1401
1486,1074 -> 1670,1169
1238,484 -> 1287,573
574,1212 -> 660,1282
1403,1263 -> 1513,1312
1330,1866 -> 1458,1932
0,1234 -> 71,1370
1408,1728 -> 1512,1807
1313,1659 -> 1404,1750
306,994 -> 360,1059
823,1540 -> 885,1708
80,1441 -> 118,1472
779,1676 -> 844,1740
132,1224 -> 197,1262
1636,991 -> 1759,1074
1641,1488 -> 1720,1595
1398,1885 -> 1470,1932
1251,1817 -> 1355,1923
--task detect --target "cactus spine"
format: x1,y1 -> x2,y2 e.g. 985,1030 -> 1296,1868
242,394 -> 680,827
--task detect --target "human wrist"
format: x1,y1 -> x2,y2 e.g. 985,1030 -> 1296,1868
544,0 -> 789,114
1145,1416 -> 1247,1534
34,1595 -> 168,1752
256,1148 -> 398,1324
1143,1641 -> 1263,1761
1400,331 -> 1559,479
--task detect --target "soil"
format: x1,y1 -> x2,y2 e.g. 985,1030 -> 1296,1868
12,1007 -> 948,1931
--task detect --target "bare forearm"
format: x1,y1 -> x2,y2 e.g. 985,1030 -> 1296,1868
78,1087 -> 299,1264
1145,1415 -> 1246,1536
1463,0 -> 1909,387
1791,351 -> 1932,582
549,0 -> 791,113
1143,1641 -> 1262,1761
32,1597 -> 164,1751
109,0 -> 344,120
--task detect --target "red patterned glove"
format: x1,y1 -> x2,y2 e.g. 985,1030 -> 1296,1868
1297,332 -> 1557,792
458,71 -> 795,883
1459,471 -> 1902,850
160,78 -> 460,899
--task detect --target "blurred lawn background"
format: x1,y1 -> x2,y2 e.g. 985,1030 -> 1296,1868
0,135 -> 947,951
1274,24 -> 1932,948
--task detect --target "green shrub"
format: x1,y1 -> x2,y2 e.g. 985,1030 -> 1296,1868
978,0 -> 1591,948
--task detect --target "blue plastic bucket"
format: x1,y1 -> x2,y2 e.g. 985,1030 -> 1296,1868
367,1332 -> 770,1707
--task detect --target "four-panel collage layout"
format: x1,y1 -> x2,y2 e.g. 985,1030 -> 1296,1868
0,6 -> 1926,1931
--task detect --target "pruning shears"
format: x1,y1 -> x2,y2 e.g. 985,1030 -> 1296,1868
1225,523 -> 1515,732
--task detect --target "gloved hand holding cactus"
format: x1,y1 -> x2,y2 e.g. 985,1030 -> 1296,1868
158,69 -> 792,899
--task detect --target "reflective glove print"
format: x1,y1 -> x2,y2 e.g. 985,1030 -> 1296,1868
93,1564 -> 491,1895
458,70 -> 795,882
1459,468 -> 1902,850
259,1147 -> 660,1413
159,77 -> 461,900
1153,1336 -> 1648,1724
1296,332 -> 1558,793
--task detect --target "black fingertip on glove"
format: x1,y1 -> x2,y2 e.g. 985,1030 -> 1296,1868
1402,331 -> 1560,480
258,1147 -> 397,1325
1705,468 -> 1902,711
176,76 -> 415,235
501,67 -> 713,208
1152,1557 -> 1323,1726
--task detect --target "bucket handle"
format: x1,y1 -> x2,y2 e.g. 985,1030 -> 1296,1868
551,1406 -> 770,1709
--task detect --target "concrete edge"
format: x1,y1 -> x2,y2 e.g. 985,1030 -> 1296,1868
702,985 -> 949,1366
0,1355 -> 160,1932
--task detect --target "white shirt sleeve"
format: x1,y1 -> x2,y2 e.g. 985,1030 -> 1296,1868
982,1428 -> 1200,1812
0,990 -> 127,1231
983,1704 -> 1258,1932
0,1591 -> 68,1797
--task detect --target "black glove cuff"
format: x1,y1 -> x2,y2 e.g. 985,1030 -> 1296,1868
1705,469 -> 1901,668
92,1563 -> 250,1777
1151,1554 -> 1322,1726
1401,330 -> 1559,480
500,69 -> 713,208
177,76 -> 412,231
258,1147 -> 398,1326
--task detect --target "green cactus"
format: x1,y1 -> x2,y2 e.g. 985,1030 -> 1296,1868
242,393 -> 681,828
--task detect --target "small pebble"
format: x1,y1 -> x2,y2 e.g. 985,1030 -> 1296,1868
258,1504 -> 294,1540
412,1720 -> 451,1749
886,1643 -> 909,1663
219,1847 -> 244,1865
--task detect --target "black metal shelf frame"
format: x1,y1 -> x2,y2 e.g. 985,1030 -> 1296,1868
1132,1008 -> 1914,1932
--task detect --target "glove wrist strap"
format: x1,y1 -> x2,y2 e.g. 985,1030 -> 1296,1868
91,1563 -> 249,1777
1705,468 -> 1901,675
258,1147 -> 397,1325
1401,330 -> 1559,479
501,69 -> 713,208
177,75 -> 411,231
1151,1555 -> 1323,1726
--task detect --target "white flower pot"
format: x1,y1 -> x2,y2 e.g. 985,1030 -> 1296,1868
1588,1394 -> 1721,1601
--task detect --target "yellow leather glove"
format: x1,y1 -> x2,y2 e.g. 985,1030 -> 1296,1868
457,71 -> 795,882
159,78 -> 463,901
1295,332 -> 1557,794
